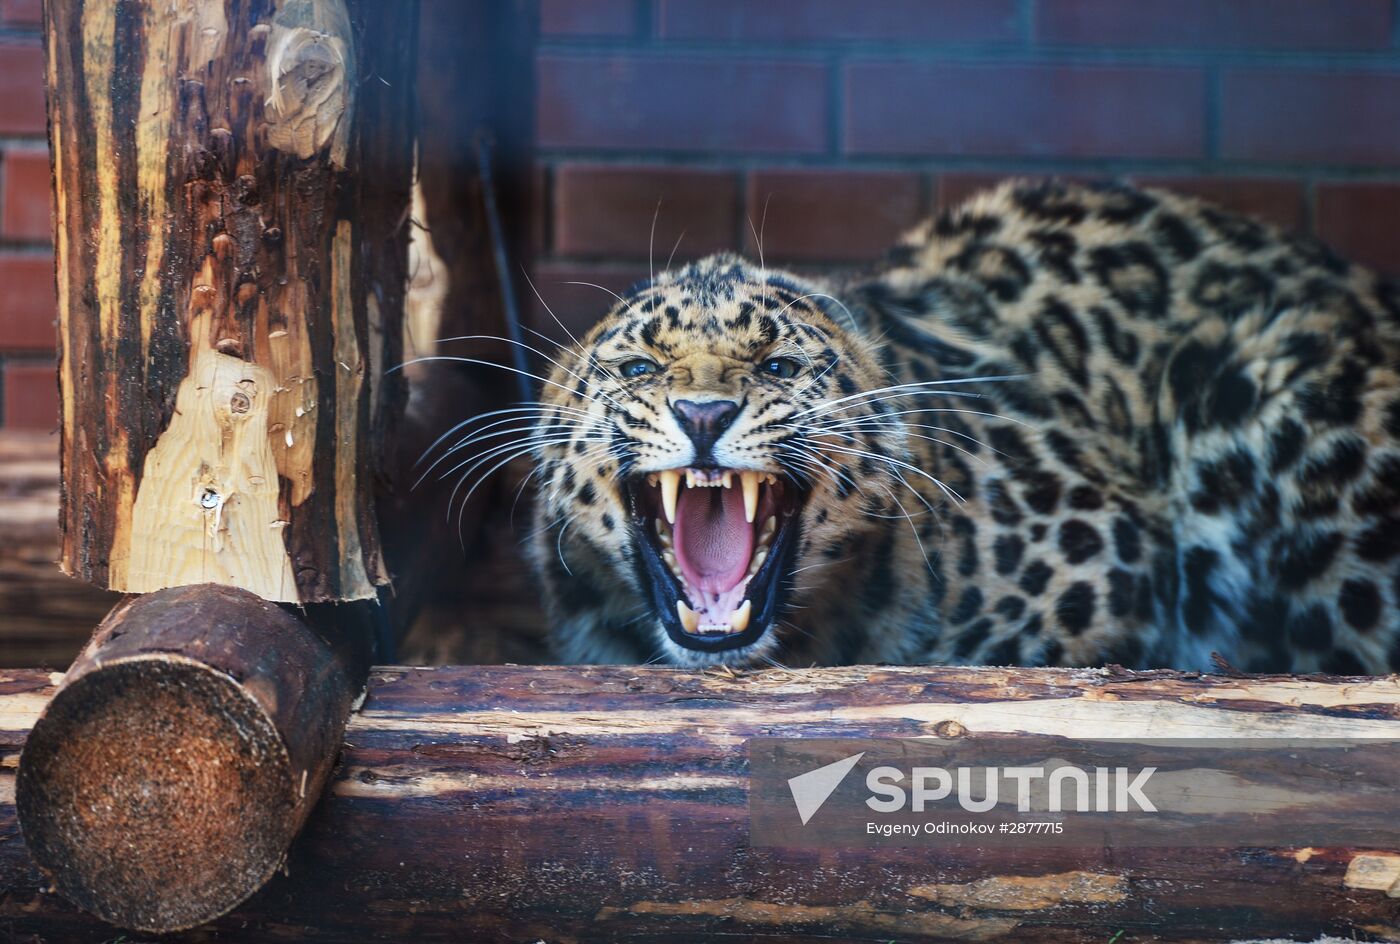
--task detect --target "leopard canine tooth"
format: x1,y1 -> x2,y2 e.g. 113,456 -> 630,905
659,470 -> 681,524
729,600 -> 752,633
748,547 -> 767,576
676,600 -> 700,634
740,471 -> 760,522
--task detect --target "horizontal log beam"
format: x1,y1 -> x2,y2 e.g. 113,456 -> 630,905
5,664 -> 1400,942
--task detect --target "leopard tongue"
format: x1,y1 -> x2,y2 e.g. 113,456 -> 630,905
672,483 -> 754,595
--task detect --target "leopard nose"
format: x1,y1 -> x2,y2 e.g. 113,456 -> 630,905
671,399 -> 740,460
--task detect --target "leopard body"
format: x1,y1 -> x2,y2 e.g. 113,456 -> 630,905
528,180 -> 1400,672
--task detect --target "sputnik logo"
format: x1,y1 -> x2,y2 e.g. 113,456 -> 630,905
787,752 -> 864,825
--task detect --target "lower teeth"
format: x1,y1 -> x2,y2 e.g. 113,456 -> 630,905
657,512 -> 778,636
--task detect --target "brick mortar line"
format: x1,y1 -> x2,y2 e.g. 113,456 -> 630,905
534,41 -> 1400,69
729,167 -> 745,260
0,136 -> 48,150
1019,0 -> 1036,46
540,164 -> 1355,216
825,50 -> 842,159
0,241 -> 53,255
537,251 -> 876,268
918,169 -> 935,217
538,164 -> 554,255
533,152 -> 1400,181
1204,64 -> 1221,163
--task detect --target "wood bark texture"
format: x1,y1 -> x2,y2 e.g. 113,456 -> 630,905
46,0 -> 416,603
13,583 -> 371,932
4,664 -> 1400,941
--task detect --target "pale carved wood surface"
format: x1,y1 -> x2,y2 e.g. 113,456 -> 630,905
46,0 -> 413,604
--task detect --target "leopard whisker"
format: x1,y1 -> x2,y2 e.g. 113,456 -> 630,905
440,434 -> 594,497
392,354 -> 618,414
417,402 -> 593,472
509,459 -> 544,529
789,557 -> 852,575
793,351 -> 840,396
809,441 -> 962,506
417,420 -> 585,489
782,420 -> 993,469
776,619 -> 815,643
888,488 -> 939,578
562,279 -> 628,306
664,228 -> 688,271
555,509 -> 578,576
427,333 -> 629,412
778,444 -> 936,523
649,197 -> 662,286
815,405 -> 1029,428
442,434 -> 609,517
522,268 -> 636,398
778,442 -> 867,498
776,291 -> 860,334
450,436 -> 614,543
795,376 -> 1027,417
437,407 -> 592,451
519,323 -> 621,391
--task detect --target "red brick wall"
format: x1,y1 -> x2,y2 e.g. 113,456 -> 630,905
4,3 -> 1400,427
0,2 -> 54,429
532,0 -> 1400,339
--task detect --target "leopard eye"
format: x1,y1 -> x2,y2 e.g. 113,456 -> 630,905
618,357 -> 660,379
760,356 -> 801,379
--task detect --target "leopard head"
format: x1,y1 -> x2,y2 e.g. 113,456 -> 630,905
533,254 -> 911,666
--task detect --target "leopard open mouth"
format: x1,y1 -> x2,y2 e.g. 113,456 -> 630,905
625,468 -> 805,653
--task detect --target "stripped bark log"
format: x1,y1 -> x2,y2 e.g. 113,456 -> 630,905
46,0 -> 416,604
13,584 -> 370,932
5,664 -> 1400,942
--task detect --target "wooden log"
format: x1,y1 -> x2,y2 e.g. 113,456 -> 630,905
45,0 -> 416,604
13,584 -> 371,932
6,664 -> 1400,942
25,0 -> 418,930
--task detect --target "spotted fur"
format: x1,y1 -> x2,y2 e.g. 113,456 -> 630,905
529,179 -> 1400,671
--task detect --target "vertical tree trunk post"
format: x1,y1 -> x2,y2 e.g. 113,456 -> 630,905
17,0 -> 417,931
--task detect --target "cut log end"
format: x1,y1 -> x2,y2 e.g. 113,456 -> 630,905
14,585 -> 366,932
16,658 -> 296,931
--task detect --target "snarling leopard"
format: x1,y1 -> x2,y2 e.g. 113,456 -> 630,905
525,179 -> 1400,672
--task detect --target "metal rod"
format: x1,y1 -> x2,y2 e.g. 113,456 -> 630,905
474,132 -> 534,404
